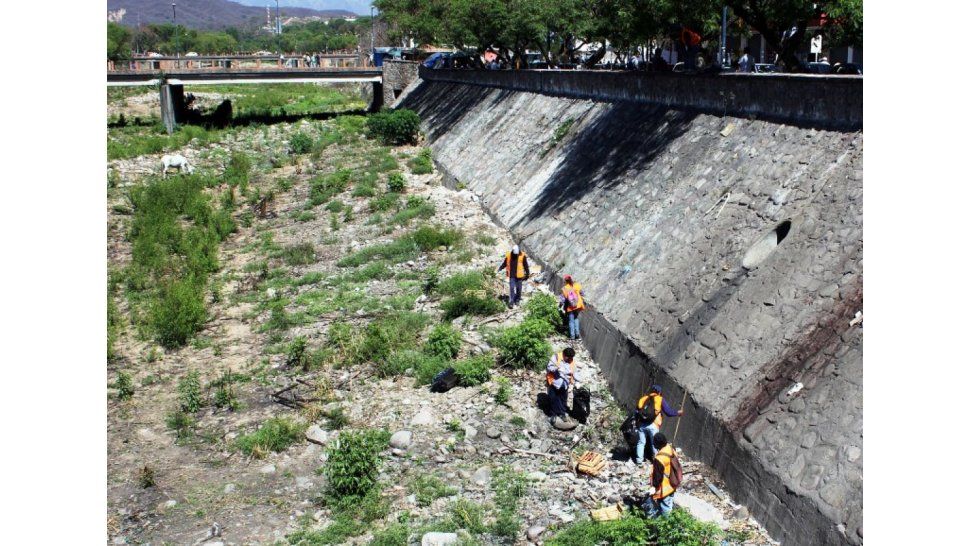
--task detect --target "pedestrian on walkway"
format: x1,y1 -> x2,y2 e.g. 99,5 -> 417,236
498,245 -> 529,307
546,347 -> 576,428
643,432 -> 682,518
559,275 -> 585,340
634,385 -> 683,464
738,47 -> 753,72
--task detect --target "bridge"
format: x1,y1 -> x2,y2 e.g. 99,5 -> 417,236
108,63 -> 389,133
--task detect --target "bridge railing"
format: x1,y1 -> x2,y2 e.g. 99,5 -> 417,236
108,54 -> 364,72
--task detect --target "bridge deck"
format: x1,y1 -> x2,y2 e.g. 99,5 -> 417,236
107,69 -> 383,86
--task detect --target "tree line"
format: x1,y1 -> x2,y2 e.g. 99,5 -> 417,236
373,0 -> 862,71
108,17 -> 370,60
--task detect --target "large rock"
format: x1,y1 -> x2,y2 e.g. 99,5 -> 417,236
527,525 -> 546,541
411,409 -> 434,426
421,532 -> 458,546
305,425 -> 329,446
673,493 -> 729,530
390,430 -> 413,449
471,465 -> 491,486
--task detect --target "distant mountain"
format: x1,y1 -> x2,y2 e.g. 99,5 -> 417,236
107,0 -> 357,30
235,1 -> 373,17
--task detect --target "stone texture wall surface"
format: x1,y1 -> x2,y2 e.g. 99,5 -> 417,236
383,60 -> 421,106
400,77 -> 862,546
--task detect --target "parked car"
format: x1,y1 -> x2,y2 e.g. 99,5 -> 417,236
754,63 -> 780,73
833,62 -> 863,75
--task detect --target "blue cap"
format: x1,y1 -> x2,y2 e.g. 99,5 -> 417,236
650,384 -> 662,393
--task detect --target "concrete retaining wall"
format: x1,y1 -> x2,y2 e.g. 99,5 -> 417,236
401,73 -> 863,545
419,67 -> 862,130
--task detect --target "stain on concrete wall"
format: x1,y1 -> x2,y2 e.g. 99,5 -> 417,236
401,76 -> 863,545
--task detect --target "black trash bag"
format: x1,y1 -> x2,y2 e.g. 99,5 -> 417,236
536,392 -> 552,415
430,367 -> 459,393
570,387 -> 591,424
620,411 -> 640,453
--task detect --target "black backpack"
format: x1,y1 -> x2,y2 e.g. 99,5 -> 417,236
430,368 -> 459,393
570,387 -> 591,424
620,411 -> 639,452
637,394 -> 658,425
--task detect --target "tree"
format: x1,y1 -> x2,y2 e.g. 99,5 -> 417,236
107,22 -> 132,61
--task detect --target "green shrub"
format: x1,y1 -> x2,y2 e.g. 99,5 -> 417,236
412,225 -> 463,251
352,172 -> 380,198
408,148 -> 434,175
413,475 -> 457,506
324,199 -> 345,213
370,192 -> 400,212
423,324 -> 462,359
453,354 -> 492,386
382,349 -> 443,379
296,211 -> 316,222
357,311 -> 430,365
347,261 -> 392,282
413,353 -> 451,385
236,417 -> 304,457
324,406 -> 350,429
387,172 -> 406,193
150,276 -> 208,348
165,409 -> 194,440
225,152 -> 252,190
448,499 -> 487,534
494,319 -> 553,369
286,336 -> 310,370
389,197 -> 435,225
309,169 -> 352,206
525,292 -> 562,332
114,371 -> 135,400
441,293 -> 506,320
546,509 -> 723,546
437,270 -> 487,296
370,522 -> 410,546
494,377 -> 511,405
365,109 -> 421,145
212,371 -> 240,411
337,236 -> 419,268
277,243 -> 316,266
323,429 -> 390,502
290,131 -> 313,154
177,371 -> 204,413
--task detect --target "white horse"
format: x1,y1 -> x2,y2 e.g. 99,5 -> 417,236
160,154 -> 194,176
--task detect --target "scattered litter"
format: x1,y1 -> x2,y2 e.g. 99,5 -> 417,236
785,382 -> 804,397
576,451 -> 607,477
707,480 -> 728,502
590,503 -> 625,522
849,311 -> 863,327
720,123 -> 736,137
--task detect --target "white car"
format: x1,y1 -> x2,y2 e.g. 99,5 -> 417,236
185,51 -> 199,57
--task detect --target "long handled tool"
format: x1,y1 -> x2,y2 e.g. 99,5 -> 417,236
672,388 -> 689,444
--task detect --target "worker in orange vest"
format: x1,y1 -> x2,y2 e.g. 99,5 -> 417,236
498,245 -> 530,307
545,347 -> 576,428
634,385 -> 683,464
558,275 -> 585,340
644,432 -> 681,517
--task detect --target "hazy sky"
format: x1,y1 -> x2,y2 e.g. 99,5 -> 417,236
235,0 -> 374,16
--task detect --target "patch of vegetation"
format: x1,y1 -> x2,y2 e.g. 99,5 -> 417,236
113,371 -> 135,400
337,235 -> 420,268
224,152 -> 252,191
296,211 -> 316,222
107,124 -> 231,161
370,522 -> 410,546
165,409 -> 194,440
413,353 -> 452,386
285,336 -> 311,370
437,270 -> 487,296
494,377 -> 511,405
546,509 -> 723,546
290,131 -> 313,154
177,371 -> 204,413
453,354 -> 492,386
412,475 -> 458,506
473,233 -> 497,246
323,428 -> 390,502
408,148 -> 434,175
351,171 -> 380,198
324,199 -> 345,213
441,292 -> 506,320
423,323 -> 462,359
389,196 -> 435,226
356,311 -> 431,365
412,225 -> 463,251
346,261 -> 393,282
365,109 -> 421,145
494,319 -> 554,369
552,118 -> 576,144
370,192 -> 401,212
448,498 -> 488,534
491,467 -> 530,540
275,243 -> 316,266
381,349 -> 444,380
138,465 -> 156,488
524,292 -> 562,332
211,369 -> 241,410
236,417 -> 304,458
387,172 -> 406,193
309,169 -> 352,206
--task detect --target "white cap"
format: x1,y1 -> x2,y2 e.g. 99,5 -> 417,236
512,245 -> 520,254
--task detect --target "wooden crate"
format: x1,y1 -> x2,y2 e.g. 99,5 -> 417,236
577,451 -> 607,477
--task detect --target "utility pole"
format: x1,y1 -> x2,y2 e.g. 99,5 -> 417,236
173,3 -> 180,68
276,0 -> 282,55
719,6 -> 728,68
370,6 -> 376,66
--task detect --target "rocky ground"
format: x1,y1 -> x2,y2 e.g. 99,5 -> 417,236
107,91 -> 236,119
106,111 -> 777,545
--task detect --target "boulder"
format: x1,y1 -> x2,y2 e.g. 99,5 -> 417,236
421,532 -> 458,546
472,465 -> 491,486
390,430 -> 413,449
411,410 -> 434,426
673,493 -> 729,529
305,425 -> 329,446
527,525 -> 546,541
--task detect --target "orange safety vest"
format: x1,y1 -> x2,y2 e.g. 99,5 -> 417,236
545,352 -> 575,386
652,443 -> 677,500
562,282 -> 584,312
505,251 -> 528,279
637,393 -> 664,428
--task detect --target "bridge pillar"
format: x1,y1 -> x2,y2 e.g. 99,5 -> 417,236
369,81 -> 384,112
159,83 -> 186,135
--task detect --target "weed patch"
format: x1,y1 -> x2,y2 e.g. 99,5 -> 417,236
494,319 -> 553,369
236,417 -> 304,458
365,109 -> 421,145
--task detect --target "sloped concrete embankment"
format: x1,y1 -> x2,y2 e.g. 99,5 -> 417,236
399,73 -> 862,545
